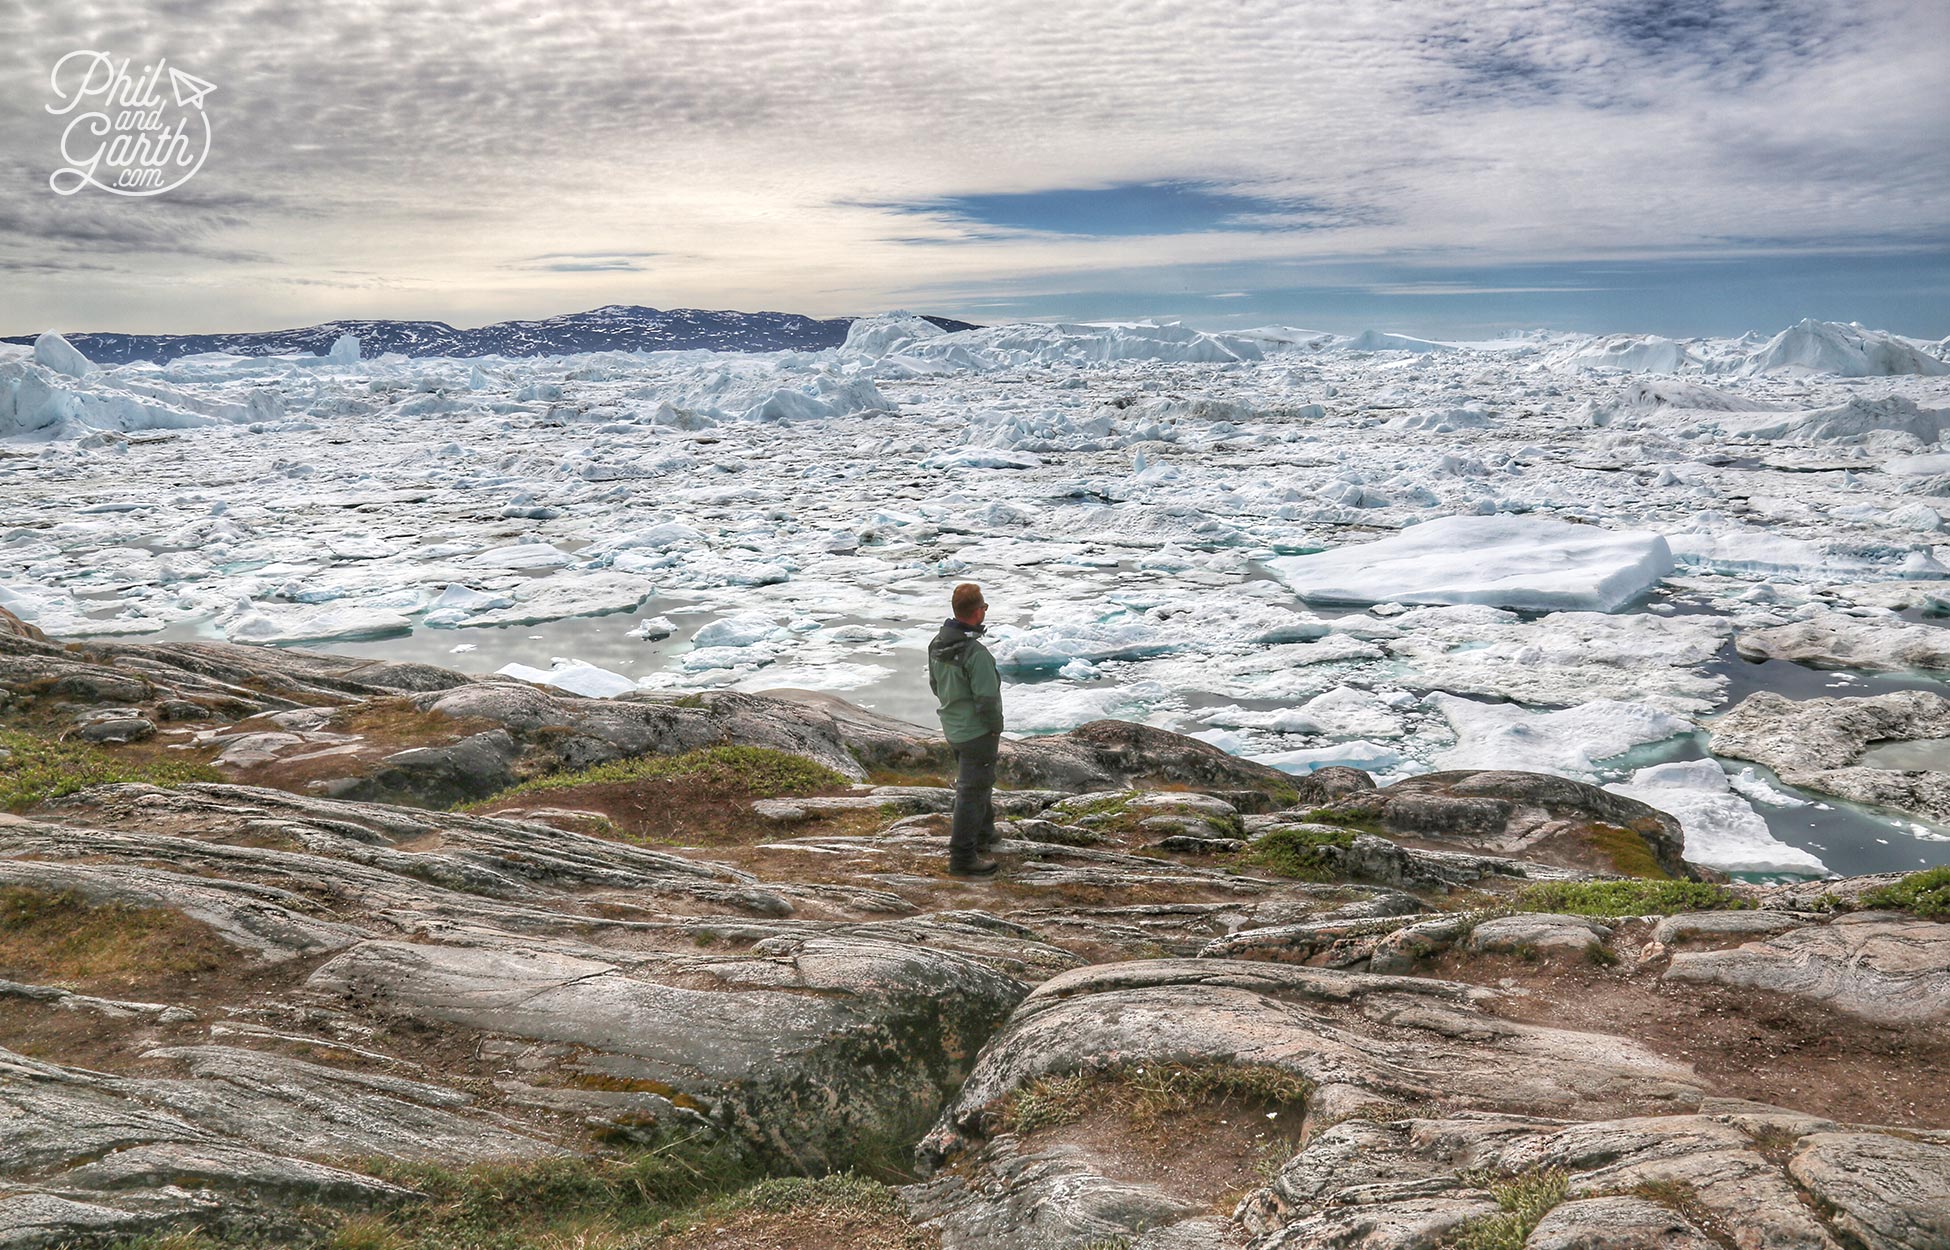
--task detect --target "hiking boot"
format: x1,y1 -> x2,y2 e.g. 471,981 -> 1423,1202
948,856 -> 1000,878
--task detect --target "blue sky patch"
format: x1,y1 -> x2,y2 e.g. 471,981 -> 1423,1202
891,182 -> 1335,238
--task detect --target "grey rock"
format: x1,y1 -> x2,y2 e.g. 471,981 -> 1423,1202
76,716 -> 156,743
1710,690 -> 1950,822
337,729 -> 520,807
1277,765 -> 1379,806
1466,913 -> 1613,957
1652,910 -> 1811,945
1149,833 -> 1247,853
1367,913 -> 1477,974
308,931 -> 1025,1169
1242,1110 -> 1844,1250
1307,770 -> 1692,879
52,1141 -> 417,1206
903,1137 -> 1224,1250
0,846 -> 365,962
921,960 -> 1705,1168
1664,913 -> 1950,1022
0,1193 -> 179,1250
1736,613 -> 1950,674
1523,1196 -> 1720,1249
0,979 -> 193,1022
1788,1131 -> 1950,1250
1199,913 -> 1442,966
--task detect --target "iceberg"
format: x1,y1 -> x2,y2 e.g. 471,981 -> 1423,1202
1605,760 -> 1827,876
1429,694 -> 1688,778
34,331 -> 97,378
1740,320 -> 1949,377
1266,514 -> 1672,612
224,602 -> 414,644
497,659 -> 637,699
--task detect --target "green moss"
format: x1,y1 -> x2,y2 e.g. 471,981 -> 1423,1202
0,729 -> 220,812
358,1130 -> 769,1247
457,745 -> 847,810
1451,1167 -> 1571,1250
1860,867 -> 1950,920
1585,822 -> 1672,880
1512,879 -> 1747,917
1300,804 -> 1386,835
1244,825 -> 1356,882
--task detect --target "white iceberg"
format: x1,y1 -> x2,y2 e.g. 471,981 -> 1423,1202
497,659 -> 637,699
1605,759 -> 1827,876
1429,694 -> 1687,779
1740,320 -> 1948,377
224,602 -> 414,644
1266,514 -> 1672,613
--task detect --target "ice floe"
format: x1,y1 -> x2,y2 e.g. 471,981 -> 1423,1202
1605,759 -> 1828,876
1266,514 -> 1673,612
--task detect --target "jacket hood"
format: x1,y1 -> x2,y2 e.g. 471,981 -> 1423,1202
930,618 -> 984,663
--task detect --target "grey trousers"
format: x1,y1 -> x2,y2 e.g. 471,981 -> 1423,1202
949,731 -> 1000,865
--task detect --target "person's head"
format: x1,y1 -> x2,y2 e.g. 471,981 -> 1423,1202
951,582 -> 987,626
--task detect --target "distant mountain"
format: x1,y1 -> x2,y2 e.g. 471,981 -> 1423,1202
2,306 -> 982,365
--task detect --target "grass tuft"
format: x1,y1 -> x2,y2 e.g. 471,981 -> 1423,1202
999,1062 -> 1311,1137
1243,825 -> 1355,882
1860,867 -> 1950,920
1511,879 -> 1746,917
0,728 -> 220,812
1449,1167 -> 1570,1250
0,886 -> 231,991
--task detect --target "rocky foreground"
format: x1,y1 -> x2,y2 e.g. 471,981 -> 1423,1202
1,623 -> 1947,1249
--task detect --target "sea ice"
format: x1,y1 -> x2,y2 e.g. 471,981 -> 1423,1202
496,659 -> 636,699
224,602 -> 413,644
1266,514 -> 1673,612
1429,694 -> 1688,778
1605,760 -> 1828,876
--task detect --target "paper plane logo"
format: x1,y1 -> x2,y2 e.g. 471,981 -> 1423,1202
46,51 -> 215,197
167,67 -> 217,111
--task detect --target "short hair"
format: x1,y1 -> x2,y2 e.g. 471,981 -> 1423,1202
951,582 -> 986,619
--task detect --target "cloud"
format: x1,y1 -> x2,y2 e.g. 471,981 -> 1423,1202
0,0 -> 1944,332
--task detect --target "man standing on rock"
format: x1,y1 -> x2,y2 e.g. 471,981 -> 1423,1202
929,583 -> 1004,877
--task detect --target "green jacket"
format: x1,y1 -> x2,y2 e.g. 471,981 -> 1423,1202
928,619 -> 1004,743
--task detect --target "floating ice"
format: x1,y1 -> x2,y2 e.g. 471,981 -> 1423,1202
1003,679 -> 1175,733
496,659 -> 636,699
1253,739 -> 1404,774
224,602 -> 413,644
452,573 -> 653,627
1266,514 -> 1673,613
1343,330 -> 1450,354
691,612 -> 779,648
1429,694 -> 1688,778
1605,759 -> 1828,876
986,619 -> 1177,671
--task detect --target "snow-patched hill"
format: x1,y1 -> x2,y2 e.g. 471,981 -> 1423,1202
0,306 -> 980,366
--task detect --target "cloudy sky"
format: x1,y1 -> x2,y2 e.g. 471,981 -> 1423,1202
4,0 -> 1948,337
